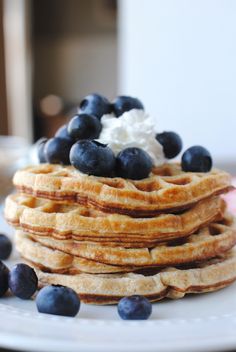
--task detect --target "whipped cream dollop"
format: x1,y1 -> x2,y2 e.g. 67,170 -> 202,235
97,109 -> 165,166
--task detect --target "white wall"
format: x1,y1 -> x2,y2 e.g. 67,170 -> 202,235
119,0 -> 236,166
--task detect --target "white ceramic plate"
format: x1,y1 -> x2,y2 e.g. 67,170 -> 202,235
1,210 -> 236,352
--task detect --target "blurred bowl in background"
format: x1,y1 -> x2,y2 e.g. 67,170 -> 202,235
0,136 -> 29,200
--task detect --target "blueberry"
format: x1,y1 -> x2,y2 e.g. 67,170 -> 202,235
118,295 -> 152,320
44,137 -> 73,165
67,114 -> 102,140
8,263 -> 38,299
182,146 -> 212,172
0,261 -> 9,297
116,148 -> 153,180
70,140 -> 115,177
112,96 -> 144,117
155,131 -> 183,159
55,124 -> 73,142
36,285 -> 80,317
0,234 -> 12,260
79,93 -> 111,119
37,138 -> 47,163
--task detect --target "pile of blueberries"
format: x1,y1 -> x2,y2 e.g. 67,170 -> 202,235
38,94 -> 212,180
0,233 -> 152,319
0,233 -> 80,317
0,234 -> 37,299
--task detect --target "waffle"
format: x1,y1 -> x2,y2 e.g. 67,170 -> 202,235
15,215 -> 236,271
13,163 -> 232,216
15,232 -> 138,274
31,248 -> 236,304
5,194 -> 225,246
29,216 -> 236,267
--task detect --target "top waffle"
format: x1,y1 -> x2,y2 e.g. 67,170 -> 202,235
13,163 -> 231,217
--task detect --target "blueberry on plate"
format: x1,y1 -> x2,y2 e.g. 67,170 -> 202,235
37,138 -> 47,163
70,140 -> 115,177
67,114 -> 102,140
79,93 -> 111,119
44,137 -> 73,165
36,285 -> 80,317
112,96 -> 144,117
155,131 -> 183,159
117,295 -> 152,320
0,234 -> 12,260
0,261 -> 9,297
55,124 -> 73,142
8,263 -> 38,299
116,147 -> 153,180
181,145 -> 212,172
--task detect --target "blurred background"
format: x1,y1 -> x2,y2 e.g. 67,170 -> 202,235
0,0 -> 236,170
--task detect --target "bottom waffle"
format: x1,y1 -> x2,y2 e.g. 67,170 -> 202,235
30,248 -> 236,304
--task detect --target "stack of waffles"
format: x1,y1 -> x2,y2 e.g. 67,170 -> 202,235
4,162 -> 236,304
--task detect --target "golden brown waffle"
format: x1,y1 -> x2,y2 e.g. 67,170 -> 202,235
15,216 -> 236,271
13,163 -> 232,216
31,248 -> 236,304
15,232 -> 138,274
29,216 -> 236,267
5,194 -> 225,246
